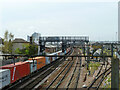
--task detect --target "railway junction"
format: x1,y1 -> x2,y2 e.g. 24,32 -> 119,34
0,36 -> 120,90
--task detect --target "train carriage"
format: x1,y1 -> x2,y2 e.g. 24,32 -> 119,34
1,62 -> 30,83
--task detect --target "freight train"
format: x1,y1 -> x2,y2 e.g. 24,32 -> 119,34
0,48 -> 70,89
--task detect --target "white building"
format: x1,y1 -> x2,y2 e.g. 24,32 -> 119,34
27,32 -> 41,44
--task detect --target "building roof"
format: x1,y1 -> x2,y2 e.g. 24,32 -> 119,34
13,38 -> 29,43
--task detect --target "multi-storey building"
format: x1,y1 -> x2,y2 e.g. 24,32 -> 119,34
27,32 -> 41,44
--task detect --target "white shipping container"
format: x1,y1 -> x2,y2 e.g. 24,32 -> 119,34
25,60 -> 37,73
0,69 -> 10,89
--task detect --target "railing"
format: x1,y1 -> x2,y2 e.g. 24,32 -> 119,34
39,36 -> 89,42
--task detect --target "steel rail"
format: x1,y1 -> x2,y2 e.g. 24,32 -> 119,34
75,57 -> 81,89
54,48 -> 81,89
46,49 -> 76,89
96,71 -> 111,90
95,63 -> 104,77
46,60 -> 72,89
87,60 -> 109,89
54,61 -> 74,90
87,66 -> 111,90
66,59 -> 78,89
95,60 -> 110,89
75,48 -> 82,89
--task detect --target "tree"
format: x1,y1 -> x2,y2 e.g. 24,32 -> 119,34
4,30 -> 8,41
2,30 -> 14,54
15,44 -> 38,56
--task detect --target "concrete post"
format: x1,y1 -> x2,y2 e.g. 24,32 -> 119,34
111,58 -> 119,90
111,44 -> 119,90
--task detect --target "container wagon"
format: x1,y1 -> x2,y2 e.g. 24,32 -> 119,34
1,62 -> 30,83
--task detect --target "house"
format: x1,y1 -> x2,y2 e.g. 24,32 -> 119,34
12,38 -> 30,54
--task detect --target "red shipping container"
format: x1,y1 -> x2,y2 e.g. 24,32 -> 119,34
1,62 -> 30,83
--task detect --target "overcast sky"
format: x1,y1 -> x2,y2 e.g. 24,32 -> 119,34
0,0 -> 118,41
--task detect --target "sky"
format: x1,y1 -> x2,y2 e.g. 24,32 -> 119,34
0,0 -> 118,41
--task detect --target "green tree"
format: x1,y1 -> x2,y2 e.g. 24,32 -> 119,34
2,30 -> 14,54
15,44 -> 38,56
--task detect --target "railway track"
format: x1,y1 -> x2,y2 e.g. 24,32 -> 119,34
75,57 -> 81,89
46,60 -> 73,89
87,58 -> 111,90
33,49 -> 76,89
45,49 -> 77,89
5,49 -> 73,90
40,48 -> 82,89
88,67 -> 111,90
66,58 -> 79,89
66,49 -> 82,89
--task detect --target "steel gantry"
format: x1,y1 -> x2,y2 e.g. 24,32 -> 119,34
38,36 -> 89,54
